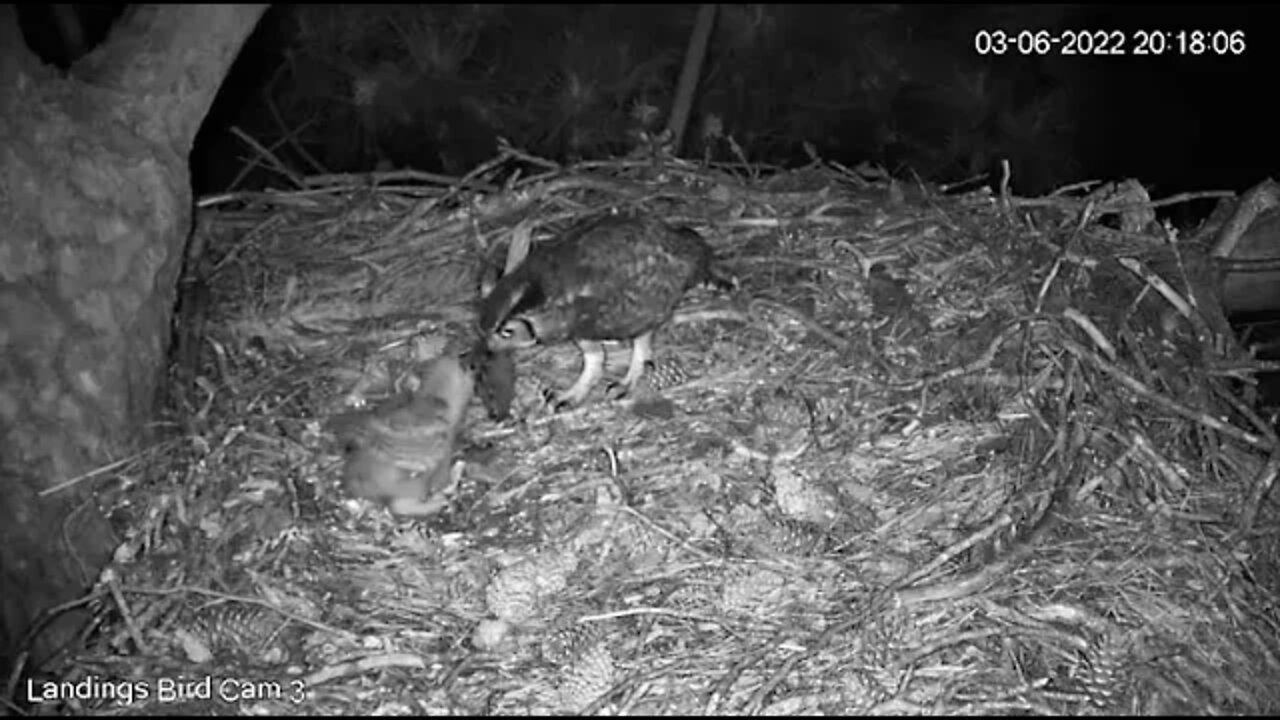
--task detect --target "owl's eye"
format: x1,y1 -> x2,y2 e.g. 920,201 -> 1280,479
489,318 -> 536,350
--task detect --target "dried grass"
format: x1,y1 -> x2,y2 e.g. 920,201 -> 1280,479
42,154 -> 1280,716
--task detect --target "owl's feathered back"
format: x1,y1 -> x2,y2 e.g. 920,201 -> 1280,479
478,214 -> 732,345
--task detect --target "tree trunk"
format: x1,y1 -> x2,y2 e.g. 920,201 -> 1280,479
666,3 -> 717,155
0,3 -> 267,676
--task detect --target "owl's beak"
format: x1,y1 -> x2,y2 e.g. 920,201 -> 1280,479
487,317 -> 538,351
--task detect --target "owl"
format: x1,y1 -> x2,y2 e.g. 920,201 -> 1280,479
329,355 -> 474,516
477,213 -> 735,409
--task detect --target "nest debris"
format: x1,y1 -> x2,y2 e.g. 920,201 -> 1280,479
31,153 -> 1280,716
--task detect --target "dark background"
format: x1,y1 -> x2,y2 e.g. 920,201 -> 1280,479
16,4 -> 1276,223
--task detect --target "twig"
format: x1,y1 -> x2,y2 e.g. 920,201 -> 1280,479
261,60 -> 328,176
1239,452 -> 1280,535
1062,337 -> 1272,451
304,168 -> 497,193
196,188 -> 349,209
895,318 -> 1030,390
302,653 -> 427,687
747,297 -> 852,352
498,143 -> 561,173
229,125 -> 304,189
102,569 -> 148,654
38,442 -> 177,496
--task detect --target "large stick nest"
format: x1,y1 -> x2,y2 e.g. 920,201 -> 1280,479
43,155 -> 1280,715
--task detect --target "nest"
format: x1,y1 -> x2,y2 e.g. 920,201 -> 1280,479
37,153 -> 1280,715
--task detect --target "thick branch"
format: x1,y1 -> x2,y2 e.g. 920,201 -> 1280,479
0,4 -> 51,92
75,4 -> 269,148
0,2 -> 267,673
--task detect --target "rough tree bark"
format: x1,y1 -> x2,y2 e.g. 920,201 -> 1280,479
0,3 -> 268,675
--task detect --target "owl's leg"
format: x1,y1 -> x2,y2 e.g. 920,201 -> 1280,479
552,340 -> 605,408
607,331 -> 652,400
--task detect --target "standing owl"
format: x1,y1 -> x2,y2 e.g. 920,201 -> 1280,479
477,213 -> 735,409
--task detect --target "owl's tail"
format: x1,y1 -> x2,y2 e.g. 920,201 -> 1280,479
674,226 -> 739,294
704,259 -> 739,294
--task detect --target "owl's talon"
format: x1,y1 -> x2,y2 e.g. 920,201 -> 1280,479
541,386 -> 560,407
542,388 -> 577,412
604,380 -> 633,401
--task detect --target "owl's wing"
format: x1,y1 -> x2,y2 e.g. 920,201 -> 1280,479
479,216 -> 701,336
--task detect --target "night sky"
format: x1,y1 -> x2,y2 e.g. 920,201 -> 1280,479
15,4 -> 1280,210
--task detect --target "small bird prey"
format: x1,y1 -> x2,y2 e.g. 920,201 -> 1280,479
462,337 -> 517,421
329,355 -> 474,516
477,213 -> 735,409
